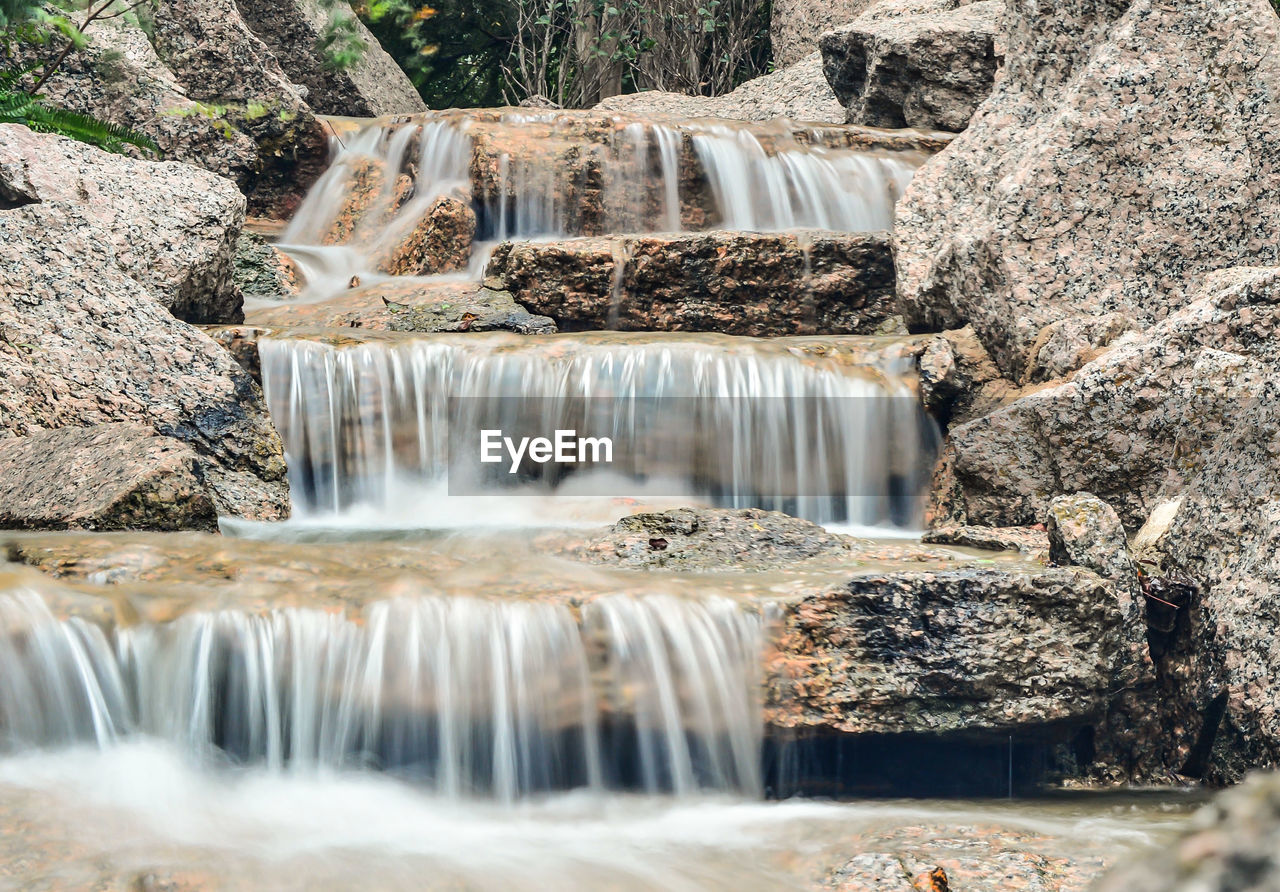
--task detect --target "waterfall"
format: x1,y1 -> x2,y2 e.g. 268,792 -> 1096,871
279,119 -> 474,297
0,586 -> 763,799
277,112 -> 925,300
258,334 -> 935,527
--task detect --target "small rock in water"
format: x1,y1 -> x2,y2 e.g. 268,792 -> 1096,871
556,507 -> 850,570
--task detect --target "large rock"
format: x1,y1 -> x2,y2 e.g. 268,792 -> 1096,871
31,1 -> 331,217
773,0 -> 876,66
1152,373 -> 1280,781
232,0 -> 426,117
820,0 -> 1002,132
1096,771 -> 1280,891
0,425 -> 218,532
895,0 -> 1280,379
485,231 -> 898,336
766,565 -> 1125,736
150,0 -> 332,216
1,132 -> 289,520
22,15 -> 262,193
927,268 -> 1280,781
0,125 -> 244,324
933,267 -> 1280,530
595,53 -> 845,123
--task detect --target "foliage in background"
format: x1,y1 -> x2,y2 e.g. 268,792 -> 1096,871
0,0 -> 160,155
359,0 -> 509,108
352,0 -> 770,109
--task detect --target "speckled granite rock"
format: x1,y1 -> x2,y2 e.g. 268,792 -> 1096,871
766,565 -> 1124,735
0,425 -> 218,532
16,15 -> 262,189
1022,313 -> 1137,385
28,0 -> 329,216
233,232 -> 300,300
896,0 -> 1280,379
911,325 -> 1007,428
233,0 -> 426,117
932,267 -> 1280,530
1096,772 -> 1280,891
1046,493 -> 1137,598
773,0 -> 876,66
380,194 -> 476,276
485,231 -> 897,336
0,199 -> 289,520
1150,373 -> 1280,782
0,125 -> 244,324
595,53 -> 845,123
821,0 -> 1002,132
152,0 -> 330,216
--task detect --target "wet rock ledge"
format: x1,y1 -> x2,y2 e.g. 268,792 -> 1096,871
485,231 -> 898,336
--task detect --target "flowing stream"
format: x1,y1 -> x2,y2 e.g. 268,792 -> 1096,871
0,111 -> 1196,889
274,111 -> 924,300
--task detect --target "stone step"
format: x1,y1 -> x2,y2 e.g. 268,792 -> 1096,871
484,230 -> 900,336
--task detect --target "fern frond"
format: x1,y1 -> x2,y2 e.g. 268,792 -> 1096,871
0,88 -> 161,157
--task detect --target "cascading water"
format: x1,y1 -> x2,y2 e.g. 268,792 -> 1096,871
0,584 -> 763,799
258,334 -> 936,527
274,111 -> 924,300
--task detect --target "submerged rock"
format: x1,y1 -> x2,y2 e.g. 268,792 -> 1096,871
0,424 -> 218,533
558,508 -> 851,570
895,0 -> 1280,378
243,281 -> 556,335
0,125 -> 244,324
485,231 -> 897,336
821,0 -> 1002,132
386,285 -> 556,335
826,825 -> 1110,892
